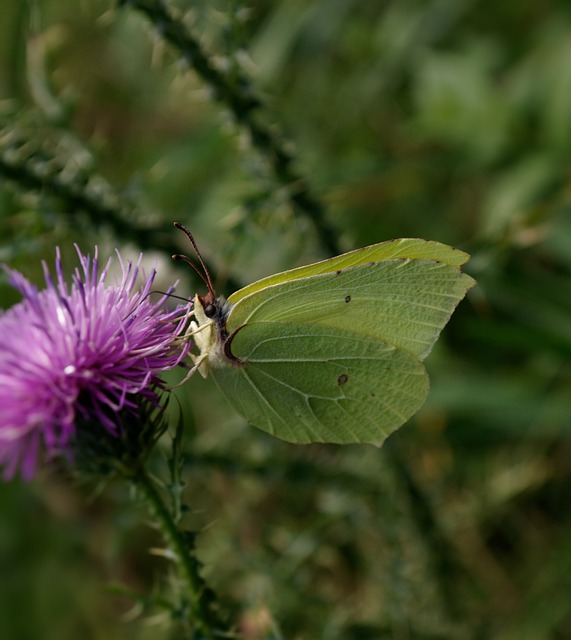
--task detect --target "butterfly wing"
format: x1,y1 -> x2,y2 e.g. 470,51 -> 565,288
227,257 -> 475,361
207,251 -> 473,444
202,239 -> 474,444
228,238 -> 470,305
209,322 -> 428,444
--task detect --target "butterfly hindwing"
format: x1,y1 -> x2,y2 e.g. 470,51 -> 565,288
210,322 -> 429,444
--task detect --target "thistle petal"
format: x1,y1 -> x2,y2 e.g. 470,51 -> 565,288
0,247 -> 192,479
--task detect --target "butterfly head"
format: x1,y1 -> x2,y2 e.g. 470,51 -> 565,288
172,223 -> 236,377
198,292 -> 231,339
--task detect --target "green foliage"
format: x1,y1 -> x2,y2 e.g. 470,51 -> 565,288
1,0 -> 571,638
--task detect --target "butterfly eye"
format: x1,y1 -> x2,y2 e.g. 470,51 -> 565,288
204,304 -> 217,318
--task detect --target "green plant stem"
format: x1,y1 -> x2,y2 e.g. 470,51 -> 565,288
120,0 -> 341,257
0,126 -> 243,293
0,138 -> 156,248
132,465 -> 231,638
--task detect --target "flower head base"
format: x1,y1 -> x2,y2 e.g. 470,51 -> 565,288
0,246 -> 191,480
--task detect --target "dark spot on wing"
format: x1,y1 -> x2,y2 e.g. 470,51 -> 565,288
344,294 -> 351,303
337,373 -> 348,386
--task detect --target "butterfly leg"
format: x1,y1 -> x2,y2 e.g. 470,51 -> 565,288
178,316 -> 204,341
172,319 -> 215,387
171,351 -> 210,387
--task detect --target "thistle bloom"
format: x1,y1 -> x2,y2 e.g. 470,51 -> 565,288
0,246 -> 191,480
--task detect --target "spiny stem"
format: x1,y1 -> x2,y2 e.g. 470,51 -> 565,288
133,465 -> 231,637
0,130 -> 155,247
0,124 -> 244,292
119,0 -> 341,257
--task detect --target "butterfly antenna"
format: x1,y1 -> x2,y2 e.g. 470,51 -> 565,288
172,222 -> 216,296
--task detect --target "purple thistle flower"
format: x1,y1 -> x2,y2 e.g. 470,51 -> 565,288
0,246 -> 192,480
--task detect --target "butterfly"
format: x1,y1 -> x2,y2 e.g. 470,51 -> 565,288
173,222 -> 475,445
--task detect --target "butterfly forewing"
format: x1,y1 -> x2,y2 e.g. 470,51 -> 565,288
227,238 -> 471,305
226,258 -> 474,361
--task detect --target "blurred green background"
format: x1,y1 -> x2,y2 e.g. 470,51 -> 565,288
1,0 -> 571,638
